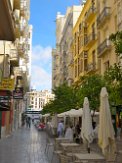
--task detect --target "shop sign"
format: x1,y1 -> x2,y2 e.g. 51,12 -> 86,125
0,90 -> 11,111
0,78 -> 15,91
13,87 -> 23,99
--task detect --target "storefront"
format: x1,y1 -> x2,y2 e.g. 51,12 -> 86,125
0,111 -> 2,138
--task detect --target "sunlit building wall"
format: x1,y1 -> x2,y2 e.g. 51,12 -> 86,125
52,6 -> 82,89
52,12 -> 65,90
96,0 -> 118,75
27,90 -> 55,110
0,0 -> 31,138
72,0 -> 97,85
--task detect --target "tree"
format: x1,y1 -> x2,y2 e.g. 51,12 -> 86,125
42,84 -> 78,114
109,31 -> 122,56
108,31 -> 122,105
104,63 -> 122,105
77,74 -> 105,111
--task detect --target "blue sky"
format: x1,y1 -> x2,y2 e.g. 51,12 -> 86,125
30,0 -> 80,90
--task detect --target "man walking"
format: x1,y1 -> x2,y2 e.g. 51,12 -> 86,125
26,116 -> 31,128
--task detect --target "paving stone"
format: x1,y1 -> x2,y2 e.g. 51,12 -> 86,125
0,125 -> 49,163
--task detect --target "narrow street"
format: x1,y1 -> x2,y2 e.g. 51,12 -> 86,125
0,125 -> 49,163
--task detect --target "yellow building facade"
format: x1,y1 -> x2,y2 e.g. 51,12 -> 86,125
97,0 -> 118,75
72,0 -> 119,85
72,0 -> 97,84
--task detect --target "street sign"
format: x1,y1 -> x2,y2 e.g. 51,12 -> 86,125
0,78 -> 15,91
25,111 -> 42,114
13,87 -> 23,99
0,90 -> 11,111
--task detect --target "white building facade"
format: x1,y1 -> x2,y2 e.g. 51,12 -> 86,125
26,90 -> 55,110
52,6 -> 83,89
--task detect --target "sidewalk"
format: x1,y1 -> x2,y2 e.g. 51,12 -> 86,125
0,125 -> 49,163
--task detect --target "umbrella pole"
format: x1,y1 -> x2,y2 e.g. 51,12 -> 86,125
87,142 -> 90,153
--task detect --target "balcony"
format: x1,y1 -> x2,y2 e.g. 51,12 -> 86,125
14,67 -> 23,77
15,24 -> 20,38
10,49 -> 19,66
0,0 -> 15,41
97,7 -> 111,28
14,0 -> 20,9
13,9 -> 20,24
20,25 -> 29,37
97,39 -> 111,57
69,59 -> 74,66
85,7 -> 96,22
20,0 -> 30,20
87,62 -> 96,72
84,33 -> 97,48
18,43 -> 25,57
79,21 -> 87,33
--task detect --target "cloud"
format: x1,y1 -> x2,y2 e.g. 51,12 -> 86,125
31,45 -> 52,90
32,45 -> 52,65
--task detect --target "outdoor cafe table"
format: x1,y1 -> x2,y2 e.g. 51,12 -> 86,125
60,142 -> 79,148
74,153 -> 105,161
55,138 -> 72,142
55,138 -> 73,150
60,142 -> 80,152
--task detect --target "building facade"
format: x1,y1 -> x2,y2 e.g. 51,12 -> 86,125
97,0 -> 118,75
52,6 -> 82,89
26,90 -> 55,110
72,0 -> 97,84
0,0 -> 32,138
52,12 -> 65,90
52,0 -> 122,89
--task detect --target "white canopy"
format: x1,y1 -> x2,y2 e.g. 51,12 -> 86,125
58,108 -> 99,118
42,113 -> 50,117
98,87 -> 116,160
81,97 -> 94,144
58,109 -> 83,117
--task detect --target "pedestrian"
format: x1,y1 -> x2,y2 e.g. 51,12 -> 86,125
26,116 -> 31,128
117,123 -> 121,140
65,124 -> 73,142
74,122 -> 81,143
57,120 -> 64,137
21,114 -> 25,127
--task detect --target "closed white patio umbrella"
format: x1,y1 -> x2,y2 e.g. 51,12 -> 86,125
81,97 -> 94,153
98,87 -> 116,160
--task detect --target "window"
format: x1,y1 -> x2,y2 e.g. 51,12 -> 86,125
92,50 -> 96,64
79,23 -> 81,31
75,60 -> 77,77
84,59 -> 88,71
104,60 -> 109,71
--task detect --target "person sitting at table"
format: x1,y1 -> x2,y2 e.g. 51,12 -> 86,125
65,124 -> 73,142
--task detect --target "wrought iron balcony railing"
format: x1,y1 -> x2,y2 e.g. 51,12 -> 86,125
97,7 -> 111,27
97,39 -> 111,57
85,6 -> 96,22
87,62 -> 96,72
84,33 -> 96,46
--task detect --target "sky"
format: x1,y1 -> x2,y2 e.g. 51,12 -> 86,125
29,0 -> 80,91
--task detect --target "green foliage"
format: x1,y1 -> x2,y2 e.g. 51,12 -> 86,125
42,84 -> 78,114
109,31 -> 122,56
79,74 -> 105,111
104,63 -> 122,105
42,70 -> 122,115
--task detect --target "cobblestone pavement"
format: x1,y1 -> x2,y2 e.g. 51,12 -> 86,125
0,125 -> 50,163
0,125 -> 122,163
